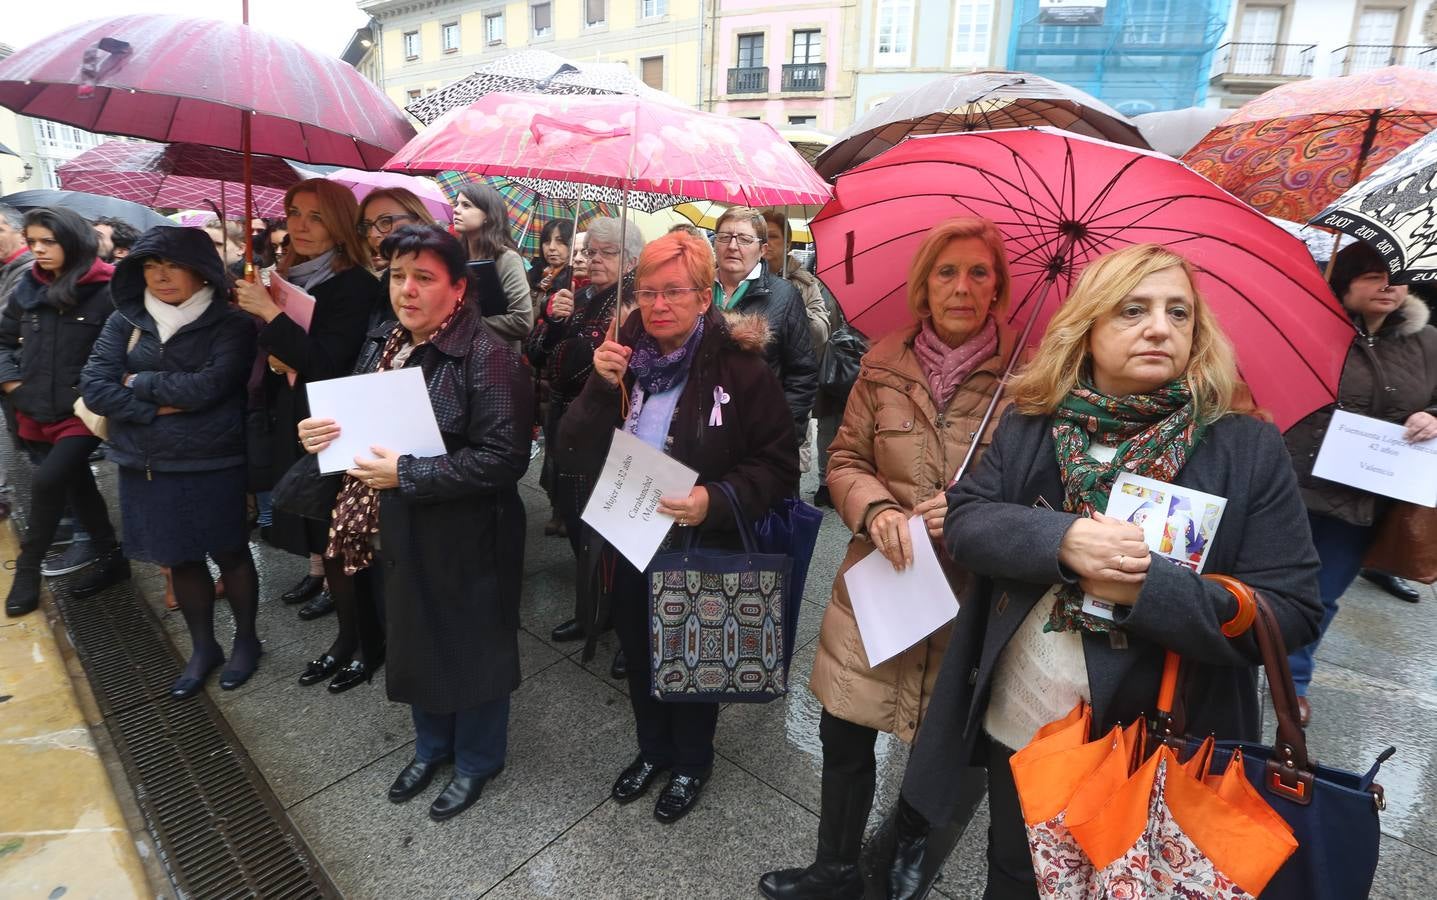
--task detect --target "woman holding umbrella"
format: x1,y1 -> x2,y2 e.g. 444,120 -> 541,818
451,182 -> 533,345
887,244 -> 1323,898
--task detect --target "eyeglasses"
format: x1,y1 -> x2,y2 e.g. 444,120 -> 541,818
714,232 -> 762,246
357,214 -> 417,236
634,287 -> 703,305
575,247 -> 621,259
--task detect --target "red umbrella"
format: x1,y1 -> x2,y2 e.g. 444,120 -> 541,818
811,128 -> 1353,434
58,140 -> 299,218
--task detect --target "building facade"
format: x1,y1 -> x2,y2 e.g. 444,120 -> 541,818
357,0 -> 705,108
0,43 -> 107,195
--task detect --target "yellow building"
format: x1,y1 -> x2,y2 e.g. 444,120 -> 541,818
357,0 -> 705,109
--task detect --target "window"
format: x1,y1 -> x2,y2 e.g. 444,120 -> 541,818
1124,0 -> 1175,45
1233,5 -> 1284,74
532,3 -> 552,38
737,33 -> 765,68
951,2 -> 993,68
876,0 -> 914,67
485,13 -> 505,45
640,55 -> 664,90
441,22 -> 460,53
641,0 -> 667,19
788,115 -> 817,126
792,29 -> 821,64
585,0 -> 606,27
1351,7 -> 1402,71
406,88 -> 422,101
402,30 -> 420,60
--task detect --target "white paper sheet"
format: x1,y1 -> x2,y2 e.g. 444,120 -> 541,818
1313,410 -> 1437,507
268,274 -> 317,388
306,368 -> 447,475
844,515 -> 959,668
581,429 -> 701,570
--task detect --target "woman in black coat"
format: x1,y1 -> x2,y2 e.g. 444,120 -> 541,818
0,207 -> 124,617
81,227 -> 261,697
884,244 -> 1324,899
555,231 -> 799,825
235,178 -> 389,691
296,226 -> 532,823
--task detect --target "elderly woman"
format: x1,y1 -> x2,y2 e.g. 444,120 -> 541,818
452,182 -> 533,344
528,217 -> 644,647
758,217 -> 1013,900
556,231 -> 798,824
296,226 -> 531,822
884,243 -> 1324,898
358,187 -> 436,272
80,227 -> 260,696
1283,242 -> 1437,725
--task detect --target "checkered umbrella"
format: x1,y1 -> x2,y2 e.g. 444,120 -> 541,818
57,139 -> 300,217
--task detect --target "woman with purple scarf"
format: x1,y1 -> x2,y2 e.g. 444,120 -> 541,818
555,231 -> 799,825
760,216 -> 1014,900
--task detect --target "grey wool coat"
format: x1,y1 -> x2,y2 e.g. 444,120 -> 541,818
900,408 -> 1323,827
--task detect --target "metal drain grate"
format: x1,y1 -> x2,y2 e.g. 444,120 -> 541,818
4,437 -> 336,899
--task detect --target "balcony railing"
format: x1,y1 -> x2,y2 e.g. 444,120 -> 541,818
727,67 -> 769,94
1211,42 -> 1315,80
1331,44 -> 1437,76
781,63 -> 826,92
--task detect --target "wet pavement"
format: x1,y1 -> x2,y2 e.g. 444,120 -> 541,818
29,454 -> 1437,897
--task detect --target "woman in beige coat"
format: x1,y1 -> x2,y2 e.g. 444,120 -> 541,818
759,217 -> 1013,900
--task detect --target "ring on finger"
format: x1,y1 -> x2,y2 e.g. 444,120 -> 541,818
1118,555 -> 1126,571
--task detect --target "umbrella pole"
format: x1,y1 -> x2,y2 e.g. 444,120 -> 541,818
1324,109 -> 1383,279
241,0 -> 256,281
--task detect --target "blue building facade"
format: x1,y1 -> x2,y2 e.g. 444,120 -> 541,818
1006,0 -> 1231,115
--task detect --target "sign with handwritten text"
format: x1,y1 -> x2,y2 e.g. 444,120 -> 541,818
581,429 -> 701,569
1313,410 -> 1437,506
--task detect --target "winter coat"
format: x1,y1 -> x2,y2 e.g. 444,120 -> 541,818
0,248 -> 32,310
0,261 -> 115,423
554,308 -> 800,547
359,303 -> 534,713
476,248 -> 535,346
728,263 -> 820,443
1284,295 -> 1437,526
900,409 -> 1323,827
79,226 -> 256,473
780,260 -> 832,355
810,322 -> 1011,743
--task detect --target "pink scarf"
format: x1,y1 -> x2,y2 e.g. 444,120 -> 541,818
913,317 -> 999,409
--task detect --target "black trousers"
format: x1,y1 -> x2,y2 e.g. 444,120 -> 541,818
20,435 -> 117,565
984,740 -> 1039,900
612,560 -> 718,778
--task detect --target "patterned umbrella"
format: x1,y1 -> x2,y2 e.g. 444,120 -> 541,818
434,171 -> 618,257
672,201 -> 815,243
1183,66 -> 1437,224
57,140 -> 299,217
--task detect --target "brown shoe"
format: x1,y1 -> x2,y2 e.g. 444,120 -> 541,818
1297,696 -> 1311,728
162,566 -> 178,610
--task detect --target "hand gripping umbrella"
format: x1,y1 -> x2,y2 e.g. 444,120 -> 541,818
811,128 -> 1353,473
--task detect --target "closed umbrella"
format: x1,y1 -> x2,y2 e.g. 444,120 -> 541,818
1,189 -> 172,231
57,140 -> 299,218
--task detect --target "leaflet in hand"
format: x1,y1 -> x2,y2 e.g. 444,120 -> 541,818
843,515 -> 960,668
268,273 -> 316,387
1082,473 -> 1228,621
1312,410 -> 1437,506
581,429 -> 700,571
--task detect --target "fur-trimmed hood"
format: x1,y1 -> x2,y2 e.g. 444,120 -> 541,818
718,309 -> 770,353
1385,293 -> 1432,337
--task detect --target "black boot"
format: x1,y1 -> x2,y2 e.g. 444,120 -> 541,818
69,547 -> 131,598
5,565 -> 42,617
888,796 -> 935,900
758,757 -> 871,899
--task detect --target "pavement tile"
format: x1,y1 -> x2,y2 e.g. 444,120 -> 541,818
1371,837 -> 1437,900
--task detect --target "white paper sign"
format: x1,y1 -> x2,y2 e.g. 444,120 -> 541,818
268,274 -> 317,388
1312,410 -> 1437,507
581,429 -> 700,570
844,515 -> 960,668
306,368 -> 447,475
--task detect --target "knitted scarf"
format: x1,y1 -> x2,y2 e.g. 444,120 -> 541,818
283,248 -> 338,292
1048,379 -> 1206,633
912,316 -> 999,409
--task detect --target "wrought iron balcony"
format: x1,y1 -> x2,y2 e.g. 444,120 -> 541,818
1331,44 -> 1437,76
1211,42 -> 1315,82
727,67 -> 769,95
781,63 -> 826,92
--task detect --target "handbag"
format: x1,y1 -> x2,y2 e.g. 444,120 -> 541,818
646,481 -> 795,703
1362,501 -> 1437,584
270,452 -> 344,522
73,327 -> 142,440
753,494 -> 823,667
819,323 -> 868,400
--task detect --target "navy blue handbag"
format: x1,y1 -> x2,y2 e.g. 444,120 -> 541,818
754,496 -> 823,667
646,482 -> 795,703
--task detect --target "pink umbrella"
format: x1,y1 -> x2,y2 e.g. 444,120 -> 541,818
812,128 -> 1353,434
58,140 -> 298,218
383,92 -> 831,207
327,169 -> 453,224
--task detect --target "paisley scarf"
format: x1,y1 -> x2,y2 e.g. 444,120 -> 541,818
912,316 -> 999,410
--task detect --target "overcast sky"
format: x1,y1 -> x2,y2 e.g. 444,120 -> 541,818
5,0 -> 369,58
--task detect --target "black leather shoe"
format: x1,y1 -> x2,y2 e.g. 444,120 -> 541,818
1361,569 -> 1422,603
169,656 -> 223,699
429,769 -> 501,822
69,548 -> 131,599
609,648 -> 627,680
611,755 -> 667,804
388,756 -> 448,803
5,566 -> 41,617
759,861 -> 863,900
328,658 -> 380,693
888,796 -> 934,900
298,654 -> 344,686
281,574 -> 325,605
550,619 -> 584,642
654,772 -> 708,823
297,590 -> 334,620
813,485 -> 833,508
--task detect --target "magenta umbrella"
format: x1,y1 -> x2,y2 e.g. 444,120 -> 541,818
58,140 -> 299,218
811,128 -> 1353,435
327,169 -> 453,225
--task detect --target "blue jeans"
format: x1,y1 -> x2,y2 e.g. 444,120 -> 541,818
1288,512 -> 1374,696
411,696 -> 511,778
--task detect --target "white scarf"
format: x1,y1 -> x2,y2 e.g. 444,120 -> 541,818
144,286 -> 214,343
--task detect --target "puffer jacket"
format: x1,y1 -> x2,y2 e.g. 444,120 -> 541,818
729,262 -> 819,443
780,259 -> 832,355
79,226 -> 257,474
0,248 -> 32,310
1284,295 -> 1437,526
810,321 -> 1012,743
0,260 -> 115,423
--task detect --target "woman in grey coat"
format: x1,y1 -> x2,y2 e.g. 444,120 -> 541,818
884,244 -> 1323,899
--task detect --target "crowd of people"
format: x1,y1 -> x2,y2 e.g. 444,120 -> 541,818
0,172 -> 1433,894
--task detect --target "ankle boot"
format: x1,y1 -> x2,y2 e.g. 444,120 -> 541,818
759,764 -> 872,900
70,547 -> 131,599
5,565 -> 42,617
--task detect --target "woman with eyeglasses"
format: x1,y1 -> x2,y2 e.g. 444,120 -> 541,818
451,183 -> 533,345
358,188 -> 436,272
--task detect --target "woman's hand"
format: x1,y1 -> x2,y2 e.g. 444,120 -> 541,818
1,380 -> 21,394
297,417 -> 340,455
1057,512 -> 1151,584
234,277 -> 282,323
914,493 -> 947,541
658,485 -> 710,527
1405,410 -> 1437,443
347,446 -> 400,490
538,271 -> 556,292
869,507 -> 913,572
267,355 -> 293,377
593,340 -> 631,386
1077,576 -> 1143,607
156,405 -> 183,416
548,288 -> 575,320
